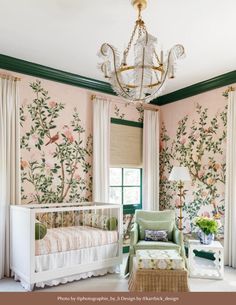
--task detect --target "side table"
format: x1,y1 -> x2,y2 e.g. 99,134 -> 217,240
188,239 -> 224,279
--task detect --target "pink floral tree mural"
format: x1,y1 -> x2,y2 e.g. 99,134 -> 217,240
160,102 -> 227,234
20,80 -> 92,204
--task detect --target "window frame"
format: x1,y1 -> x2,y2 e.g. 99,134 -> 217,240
110,118 -> 143,214
109,167 -> 142,214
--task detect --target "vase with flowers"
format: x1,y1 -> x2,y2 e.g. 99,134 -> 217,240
194,217 -> 219,245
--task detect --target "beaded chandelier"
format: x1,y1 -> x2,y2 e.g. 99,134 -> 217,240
98,0 -> 185,104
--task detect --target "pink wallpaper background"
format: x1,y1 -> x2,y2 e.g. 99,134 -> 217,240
0,69 -> 143,204
159,86 -> 235,236
1,67 -> 233,238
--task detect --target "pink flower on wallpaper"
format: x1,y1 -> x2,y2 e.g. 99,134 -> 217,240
28,134 -> 39,147
46,147 -> 55,157
192,131 -> 200,139
207,177 -> 215,185
49,100 -> 57,108
201,191 -> 208,197
214,163 -> 221,170
45,160 -> 54,173
198,170 -> 205,179
160,141 -> 164,150
201,211 -> 210,218
21,160 -> 29,169
74,174 -> 81,181
64,129 -> 74,143
180,137 -> 186,145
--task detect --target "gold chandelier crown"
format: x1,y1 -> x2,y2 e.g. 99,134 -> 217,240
98,0 -> 185,104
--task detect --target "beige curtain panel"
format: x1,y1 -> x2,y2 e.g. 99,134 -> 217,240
0,76 -> 20,278
110,123 -> 143,168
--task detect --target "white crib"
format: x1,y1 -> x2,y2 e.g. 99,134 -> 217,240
10,202 -> 123,290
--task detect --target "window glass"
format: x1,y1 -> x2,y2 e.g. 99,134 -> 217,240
110,168 -> 122,186
124,168 -> 140,186
123,187 -> 140,205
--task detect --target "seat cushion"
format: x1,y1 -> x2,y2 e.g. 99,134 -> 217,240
134,241 -> 180,253
136,249 -> 185,270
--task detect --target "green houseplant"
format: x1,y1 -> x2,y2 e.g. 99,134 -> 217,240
194,217 -> 219,245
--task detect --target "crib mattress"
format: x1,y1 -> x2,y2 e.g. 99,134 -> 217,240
35,225 -> 118,256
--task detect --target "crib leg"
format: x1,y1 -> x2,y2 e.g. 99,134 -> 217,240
28,284 -> 35,291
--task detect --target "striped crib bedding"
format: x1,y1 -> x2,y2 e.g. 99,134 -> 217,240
35,225 -> 118,256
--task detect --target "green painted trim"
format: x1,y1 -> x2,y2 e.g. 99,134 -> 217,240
111,118 -> 143,128
1,54 -> 235,106
123,246 -> 130,254
153,70 -> 236,105
0,54 -> 115,95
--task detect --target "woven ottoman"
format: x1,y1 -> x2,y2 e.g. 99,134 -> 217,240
128,249 -> 189,292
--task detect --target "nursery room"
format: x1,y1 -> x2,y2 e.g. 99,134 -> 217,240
0,0 -> 236,298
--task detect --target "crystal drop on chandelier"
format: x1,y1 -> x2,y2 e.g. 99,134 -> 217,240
98,0 -> 185,104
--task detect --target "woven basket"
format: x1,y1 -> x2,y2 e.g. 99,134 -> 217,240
128,259 -> 189,292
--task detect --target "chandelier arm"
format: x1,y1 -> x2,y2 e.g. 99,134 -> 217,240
104,43 -> 134,100
141,51 -> 172,102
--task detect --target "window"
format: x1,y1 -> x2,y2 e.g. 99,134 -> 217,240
109,168 -> 142,211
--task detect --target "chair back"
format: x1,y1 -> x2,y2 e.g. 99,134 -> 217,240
134,210 -> 176,241
135,210 -> 175,223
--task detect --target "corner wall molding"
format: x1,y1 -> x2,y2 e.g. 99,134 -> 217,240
0,54 -> 115,96
153,71 -> 236,105
1,54 -> 236,106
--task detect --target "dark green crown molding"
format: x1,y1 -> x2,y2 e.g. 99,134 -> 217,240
1,54 -> 235,106
0,54 -> 115,96
154,71 -> 236,106
111,118 -> 143,128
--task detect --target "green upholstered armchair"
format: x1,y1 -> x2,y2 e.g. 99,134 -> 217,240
128,210 -> 186,273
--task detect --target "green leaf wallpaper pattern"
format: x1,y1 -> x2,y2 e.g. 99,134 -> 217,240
20,80 -> 93,204
160,102 -> 227,236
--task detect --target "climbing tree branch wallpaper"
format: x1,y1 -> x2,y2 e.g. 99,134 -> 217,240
160,94 -> 227,236
20,80 -> 93,204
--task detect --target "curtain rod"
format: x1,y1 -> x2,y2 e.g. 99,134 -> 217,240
0,73 -> 21,81
91,94 -> 159,112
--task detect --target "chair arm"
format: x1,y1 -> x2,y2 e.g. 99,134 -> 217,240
130,222 -> 139,246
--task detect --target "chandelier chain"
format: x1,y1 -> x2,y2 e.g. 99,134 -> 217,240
122,22 -> 138,65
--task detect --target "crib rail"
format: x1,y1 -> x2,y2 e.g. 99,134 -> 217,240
10,202 -> 123,290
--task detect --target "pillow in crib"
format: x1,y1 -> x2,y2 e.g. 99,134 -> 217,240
35,221 -> 47,240
144,229 -> 168,242
106,217 -> 118,231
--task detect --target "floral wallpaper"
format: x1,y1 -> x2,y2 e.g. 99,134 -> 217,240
111,101 -> 144,122
20,80 -> 93,204
160,91 -> 228,236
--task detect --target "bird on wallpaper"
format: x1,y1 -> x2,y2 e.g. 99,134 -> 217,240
45,132 -> 59,146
